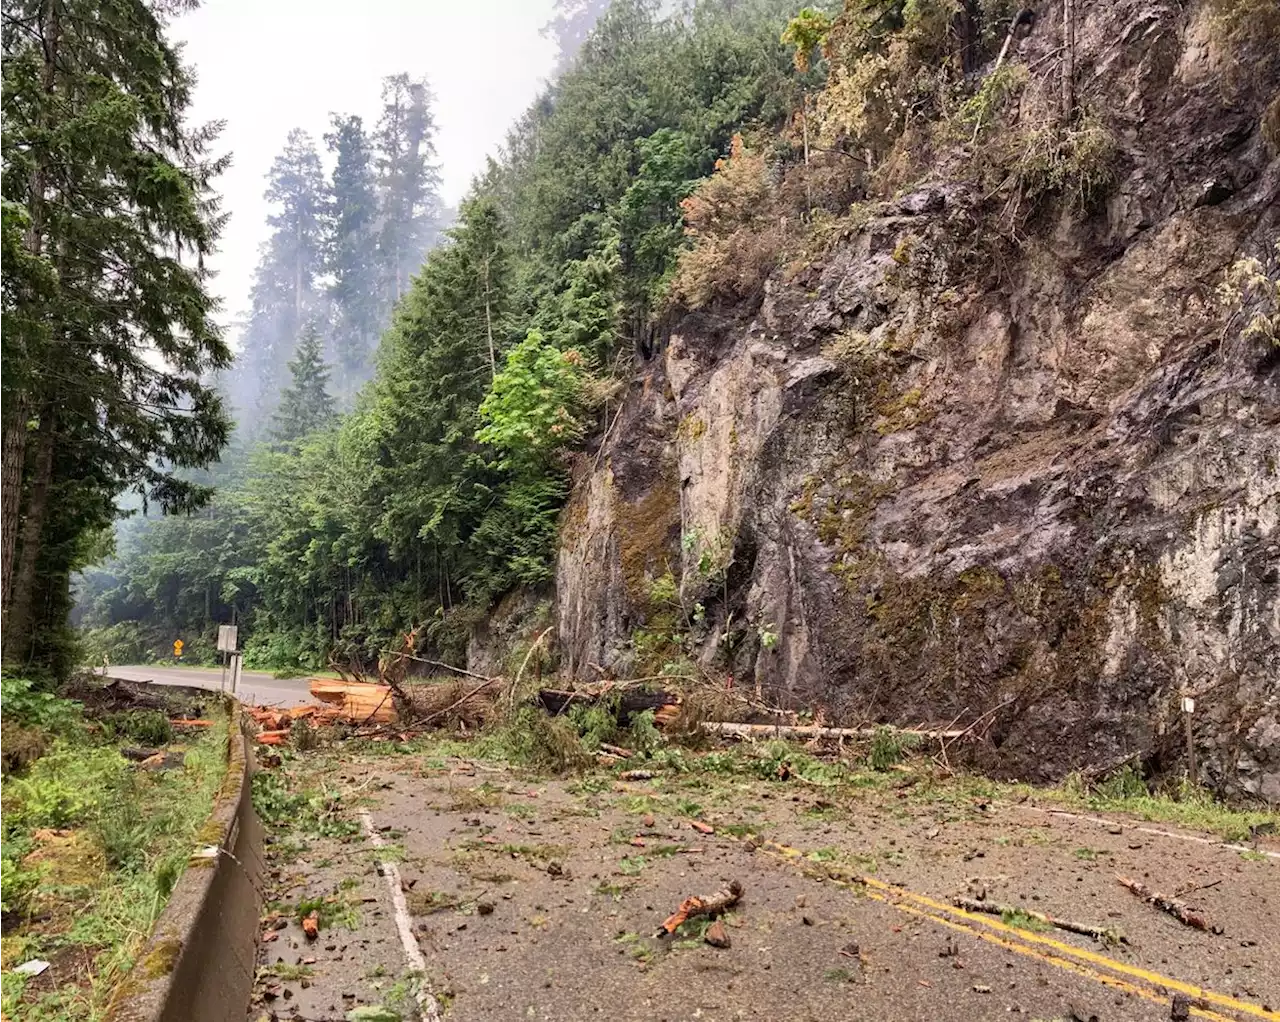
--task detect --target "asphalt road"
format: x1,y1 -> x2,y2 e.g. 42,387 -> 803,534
103,664 -> 314,707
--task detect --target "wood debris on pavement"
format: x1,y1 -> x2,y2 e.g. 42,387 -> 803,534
656,879 -> 743,936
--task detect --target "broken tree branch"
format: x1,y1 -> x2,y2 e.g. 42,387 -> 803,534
656,880 -> 743,937
1115,875 -> 1209,930
952,896 -> 1125,944
413,677 -> 502,729
508,626 -> 555,711
376,649 -> 495,683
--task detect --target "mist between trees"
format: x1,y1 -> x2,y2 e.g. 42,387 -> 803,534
61,0 -> 811,676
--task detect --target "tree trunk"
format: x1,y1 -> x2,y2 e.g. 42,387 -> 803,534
952,0 -> 980,73
1,397 -> 29,620
1061,0 -> 1075,120
4,0 -> 59,624
483,255 -> 497,379
4,413 -> 56,664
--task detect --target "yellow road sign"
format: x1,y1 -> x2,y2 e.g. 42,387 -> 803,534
173,639 -> 184,658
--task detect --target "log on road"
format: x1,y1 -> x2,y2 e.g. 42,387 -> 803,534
701,722 -> 966,741
309,679 -> 396,723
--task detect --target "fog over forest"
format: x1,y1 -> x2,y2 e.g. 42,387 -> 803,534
73,0 -> 772,670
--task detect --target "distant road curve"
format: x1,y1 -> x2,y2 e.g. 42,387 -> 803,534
103,664 -> 314,707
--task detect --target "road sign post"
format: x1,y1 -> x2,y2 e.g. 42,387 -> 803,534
217,625 -> 239,694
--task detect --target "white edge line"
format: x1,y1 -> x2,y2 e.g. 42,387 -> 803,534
359,809 -> 443,1021
1013,804 -> 1280,860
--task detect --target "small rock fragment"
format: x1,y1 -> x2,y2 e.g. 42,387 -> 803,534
1171,992 -> 1191,1021
705,920 -> 731,949
972,984 -> 992,994
477,900 -> 495,916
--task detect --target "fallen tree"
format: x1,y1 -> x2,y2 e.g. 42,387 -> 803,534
700,722 -> 967,741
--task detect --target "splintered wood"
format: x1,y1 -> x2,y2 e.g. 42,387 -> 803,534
657,879 -> 743,936
244,681 -> 395,745
309,679 -> 395,723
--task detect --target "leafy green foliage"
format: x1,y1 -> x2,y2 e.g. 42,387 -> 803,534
100,710 -> 173,748
477,331 -> 589,471
252,770 -> 361,838
0,677 -> 84,735
868,725 -> 919,771
0,836 -> 41,918
781,7 -> 833,72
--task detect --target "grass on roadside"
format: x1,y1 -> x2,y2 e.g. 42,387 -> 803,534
1,677 -> 230,1022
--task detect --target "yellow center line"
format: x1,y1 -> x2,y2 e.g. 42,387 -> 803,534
750,839 -> 1277,1022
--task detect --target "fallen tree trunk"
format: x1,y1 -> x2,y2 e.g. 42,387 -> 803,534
537,688 -> 680,719
1115,875 -> 1209,930
309,679 -> 395,723
952,896 -> 1124,944
701,722 -> 967,741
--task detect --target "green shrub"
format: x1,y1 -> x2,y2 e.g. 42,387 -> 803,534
0,860 -> 39,916
0,676 -> 84,735
101,709 -> 173,747
868,725 -> 919,771
243,629 -> 307,674
3,746 -> 128,832
93,771 -> 148,872
626,710 -> 663,755
491,706 -> 594,774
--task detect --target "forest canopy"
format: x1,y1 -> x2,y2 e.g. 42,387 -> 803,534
73,0 -> 810,674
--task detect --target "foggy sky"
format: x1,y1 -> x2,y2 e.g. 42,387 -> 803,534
175,0 -> 559,339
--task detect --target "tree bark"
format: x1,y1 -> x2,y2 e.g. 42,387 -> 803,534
483,255 -> 497,379
1,397 -> 29,620
4,413 -> 56,664
1061,0 -> 1075,120
4,0 -> 60,624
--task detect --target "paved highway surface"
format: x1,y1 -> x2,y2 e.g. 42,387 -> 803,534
103,664 -> 314,707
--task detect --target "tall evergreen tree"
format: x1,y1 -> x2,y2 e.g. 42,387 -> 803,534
374,73 -> 442,312
325,114 -> 380,391
266,128 -> 327,318
272,323 -> 335,443
233,129 -> 328,426
1,0 -> 231,666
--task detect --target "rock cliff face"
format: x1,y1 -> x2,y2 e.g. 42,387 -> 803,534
540,1 -> 1280,799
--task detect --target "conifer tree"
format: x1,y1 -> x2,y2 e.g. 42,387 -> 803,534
543,0 -> 614,75
272,323 -> 335,444
233,129 -> 327,422
325,114 -> 381,389
1,0 -> 231,665
375,74 -> 442,311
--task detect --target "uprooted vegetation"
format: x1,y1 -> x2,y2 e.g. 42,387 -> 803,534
0,677 -> 229,1021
